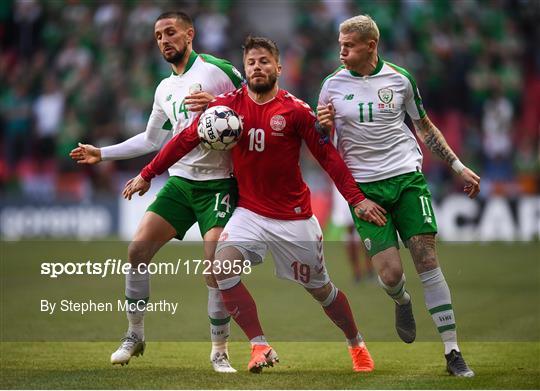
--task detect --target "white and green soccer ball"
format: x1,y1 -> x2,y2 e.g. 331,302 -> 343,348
198,105 -> 243,150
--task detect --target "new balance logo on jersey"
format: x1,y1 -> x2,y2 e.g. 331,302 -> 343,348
343,94 -> 354,100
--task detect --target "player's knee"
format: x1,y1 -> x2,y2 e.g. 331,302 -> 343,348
213,246 -> 244,276
378,268 -> 403,287
127,241 -> 152,267
307,282 -> 333,303
204,273 -> 219,288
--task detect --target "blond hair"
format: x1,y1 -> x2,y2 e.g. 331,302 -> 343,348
339,15 -> 380,42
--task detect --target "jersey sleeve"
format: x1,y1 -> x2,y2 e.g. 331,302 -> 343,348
316,78 -> 336,142
317,78 -> 331,107
140,117 -> 201,181
101,132 -> 170,160
403,72 -> 426,120
296,105 -> 365,206
101,88 -> 172,160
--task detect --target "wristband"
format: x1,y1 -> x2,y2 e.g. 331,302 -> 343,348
451,159 -> 466,174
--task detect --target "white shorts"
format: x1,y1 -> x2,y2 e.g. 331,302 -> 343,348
216,207 -> 330,289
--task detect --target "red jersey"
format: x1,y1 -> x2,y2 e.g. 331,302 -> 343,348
141,86 -> 365,220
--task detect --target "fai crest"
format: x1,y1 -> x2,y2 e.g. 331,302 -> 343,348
378,88 -> 393,104
364,238 -> 372,251
270,114 -> 286,131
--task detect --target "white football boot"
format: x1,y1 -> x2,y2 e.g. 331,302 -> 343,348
211,351 -> 237,373
110,332 -> 145,365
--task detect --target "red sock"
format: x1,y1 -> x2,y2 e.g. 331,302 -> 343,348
220,281 -> 264,340
323,290 -> 359,340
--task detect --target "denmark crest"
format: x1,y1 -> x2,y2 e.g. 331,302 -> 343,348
270,114 -> 286,131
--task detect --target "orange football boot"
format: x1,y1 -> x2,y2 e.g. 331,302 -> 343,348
348,343 -> 375,372
248,345 -> 279,373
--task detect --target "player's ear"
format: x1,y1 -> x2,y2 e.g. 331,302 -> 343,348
276,62 -> 282,76
186,27 -> 195,43
368,39 -> 377,52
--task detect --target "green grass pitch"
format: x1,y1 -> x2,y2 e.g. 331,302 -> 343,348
1,241 -> 539,388
1,342 -> 539,389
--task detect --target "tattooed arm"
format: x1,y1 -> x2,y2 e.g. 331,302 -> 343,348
413,116 -> 481,199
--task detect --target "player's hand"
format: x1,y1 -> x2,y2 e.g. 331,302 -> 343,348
122,174 -> 151,200
459,167 -> 481,199
69,143 -> 102,164
185,91 -> 215,112
316,103 -> 335,132
353,199 -> 387,227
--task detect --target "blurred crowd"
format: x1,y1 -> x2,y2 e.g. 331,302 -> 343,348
1,0 -> 539,203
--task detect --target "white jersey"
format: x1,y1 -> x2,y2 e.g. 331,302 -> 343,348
318,57 -> 426,182
102,50 -> 243,180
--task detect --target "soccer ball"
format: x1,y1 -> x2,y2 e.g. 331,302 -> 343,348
198,105 -> 243,150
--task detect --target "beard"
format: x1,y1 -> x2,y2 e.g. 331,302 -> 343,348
247,73 -> 278,94
163,44 -> 187,64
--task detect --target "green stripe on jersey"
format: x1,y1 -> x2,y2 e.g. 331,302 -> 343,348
172,50 -> 198,75
199,53 -> 243,88
321,65 -> 345,88
429,303 -> 453,315
385,61 -> 426,118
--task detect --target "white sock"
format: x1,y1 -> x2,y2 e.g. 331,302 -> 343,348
378,274 -> 411,305
207,286 -> 230,357
419,267 -> 459,355
125,267 -> 149,340
250,335 -> 268,346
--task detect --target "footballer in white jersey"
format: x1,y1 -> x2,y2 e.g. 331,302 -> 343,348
317,14 -> 480,377
70,12 -> 242,373
319,58 -> 425,182
142,50 -> 242,180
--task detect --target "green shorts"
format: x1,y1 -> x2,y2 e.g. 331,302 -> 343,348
147,176 -> 238,240
350,171 -> 438,256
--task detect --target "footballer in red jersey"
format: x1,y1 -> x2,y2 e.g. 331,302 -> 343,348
124,36 -> 387,373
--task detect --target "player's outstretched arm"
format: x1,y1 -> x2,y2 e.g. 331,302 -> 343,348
69,130 -> 170,164
413,116 -> 481,198
70,142 -> 102,164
